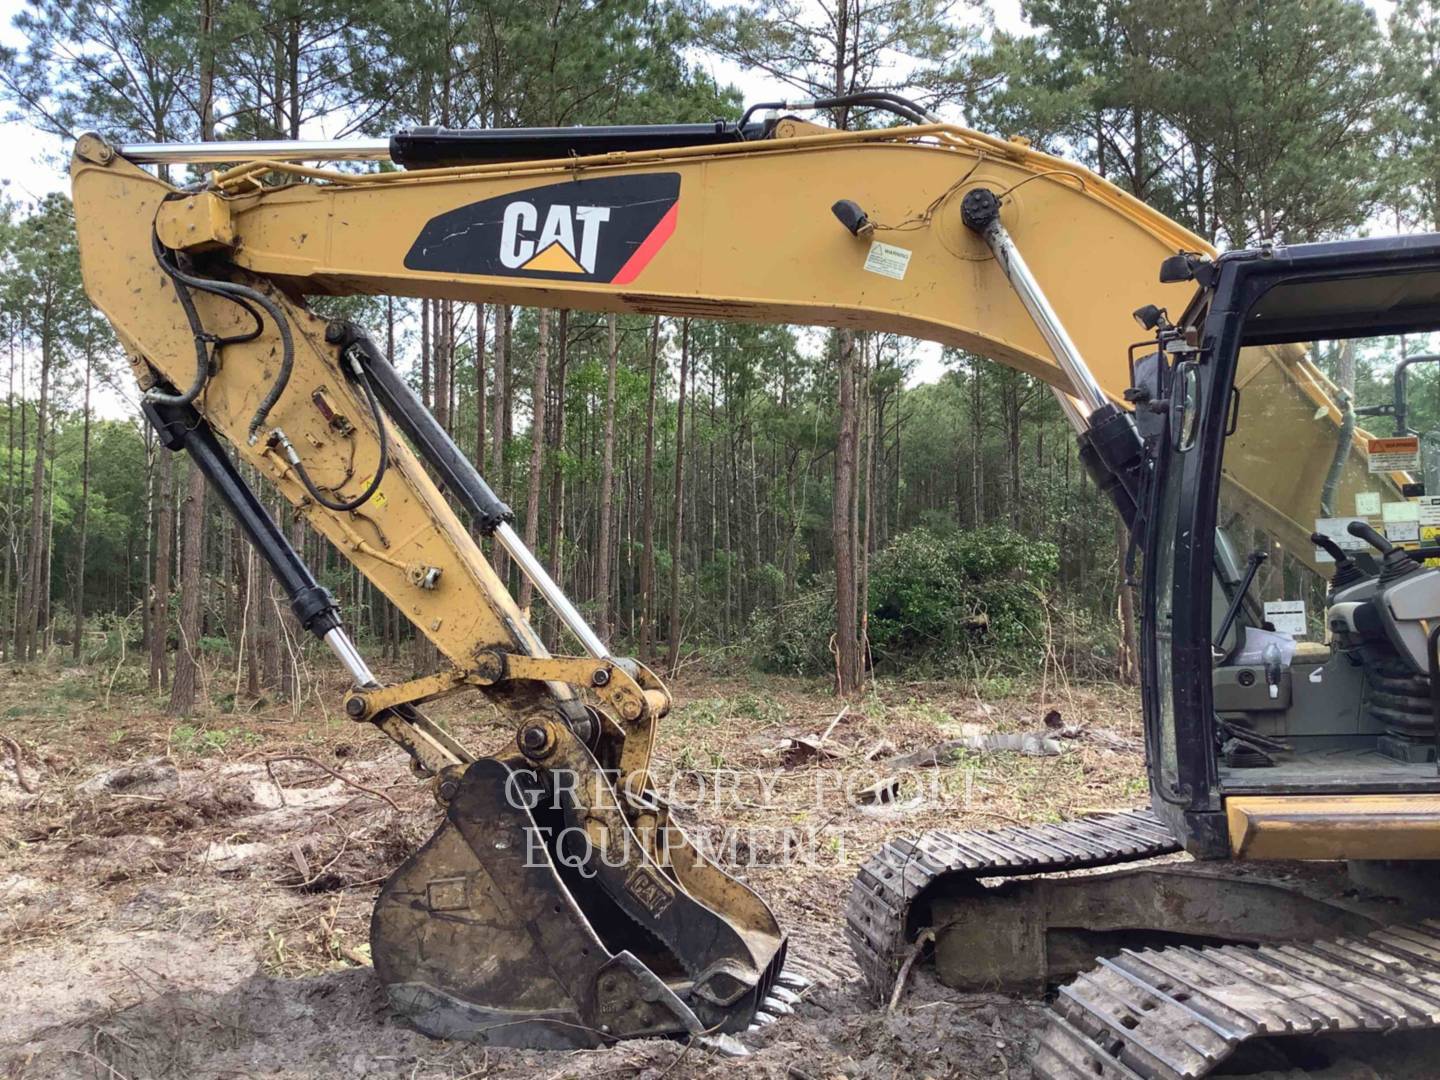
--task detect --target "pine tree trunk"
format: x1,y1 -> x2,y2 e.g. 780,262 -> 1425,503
544,311 -> 569,637
421,298 -> 432,409
72,341 -> 92,661
258,487 -> 282,692
969,365 -> 984,524
435,300 -> 450,431
40,436 -> 56,651
2,334 -> 14,660
596,314 -> 619,641
491,306 -> 511,579
1337,339 -> 1356,397
170,459 -> 207,715
150,450 -> 174,689
1116,518 -> 1138,685
637,318 -> 661,658
1006,379 -> 1022,530
283,514 -> 307,698
833,330 -> 863,695
474,303 -> 487,474
665,319 -> 690,674
237,519 -> 260,699
141,429 -> 154,662
518,310 -> 550,614
20,336 -> 51,661
859,344 -> 875,668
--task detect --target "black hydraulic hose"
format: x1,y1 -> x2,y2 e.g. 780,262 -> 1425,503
206,277 -> 294,444
276,358 -> 389,513
145,236 -> 213,407
149,210 -> 376,506
148,227 -> 287,444
331,320 -> 514,534
1319,390 -> 1354,517
848,90 -> 938,122
739,91 -> 934,135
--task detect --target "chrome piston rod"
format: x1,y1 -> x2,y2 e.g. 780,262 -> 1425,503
1050,389 -> 1090,437
960,188 -> 1109,417
494,521 -> 611,661
119,139 -> 391,164
324,627 -> 379,688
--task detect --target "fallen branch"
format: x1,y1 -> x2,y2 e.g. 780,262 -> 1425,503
854,776 -> 900,805
2,735 -> 37,793
885,732 -> 1061,770
888,928 -> 936,1010
264,754 -> 401,813
264,759 -> 288,807
817,703 -> 850,745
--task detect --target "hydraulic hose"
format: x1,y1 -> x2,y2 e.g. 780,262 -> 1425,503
1319,390 -> 1354,517
147,227 -> 288,446
150,217 -> 376,503
739,90 -> 936,135
146,230 -> 265,407
272,355 -> 389,513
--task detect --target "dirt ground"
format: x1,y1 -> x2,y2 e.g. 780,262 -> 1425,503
0,662 -> 1149,1079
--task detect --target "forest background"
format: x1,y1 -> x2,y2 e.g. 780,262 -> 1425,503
0,0 -> 1435,716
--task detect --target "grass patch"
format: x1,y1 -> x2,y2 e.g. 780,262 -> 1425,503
170,724 -> 263,755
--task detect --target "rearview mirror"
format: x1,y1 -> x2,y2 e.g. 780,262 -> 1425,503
1171,361 -> 1201,452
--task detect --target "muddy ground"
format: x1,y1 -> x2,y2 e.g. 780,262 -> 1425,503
1,663 -> 1150,1078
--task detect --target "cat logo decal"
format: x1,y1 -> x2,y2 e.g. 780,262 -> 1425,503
405,173 -> 680,285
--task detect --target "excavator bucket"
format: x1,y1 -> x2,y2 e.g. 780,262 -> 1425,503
372,756 -> 788,1046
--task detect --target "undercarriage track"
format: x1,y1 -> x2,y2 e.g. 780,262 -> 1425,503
845,809 -> 1181,997
847,811 -> 1440,1079
1037,920 -> 1440,1078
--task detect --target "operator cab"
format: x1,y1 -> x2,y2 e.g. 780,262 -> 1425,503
1143,236 -> 1440,855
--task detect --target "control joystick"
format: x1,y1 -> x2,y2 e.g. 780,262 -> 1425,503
1347,520 -> 1422,584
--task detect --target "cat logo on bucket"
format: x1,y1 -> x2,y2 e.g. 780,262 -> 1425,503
405,173 -> 680,285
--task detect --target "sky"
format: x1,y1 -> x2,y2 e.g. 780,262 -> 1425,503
0,0 -> 1031,201
0,0 -> 1405,406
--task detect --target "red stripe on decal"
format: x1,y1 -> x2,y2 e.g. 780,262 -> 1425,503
610,203 -> 678,285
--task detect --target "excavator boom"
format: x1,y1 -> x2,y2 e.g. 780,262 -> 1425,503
77,123 -> 1204,400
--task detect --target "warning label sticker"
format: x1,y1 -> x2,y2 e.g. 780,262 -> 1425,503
1389,520 -> 1421,543
863,241 -> 912,280
1367,435 -> 1421,473
1263,600 -> 1307,637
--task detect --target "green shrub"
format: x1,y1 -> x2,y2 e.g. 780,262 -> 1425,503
750,525 -> 1061,676
749,574 -> 838,675
868,525 -> 1058,668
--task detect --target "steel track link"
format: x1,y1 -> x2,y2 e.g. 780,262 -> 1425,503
1034,920 -> 1440,1078
845,809 -> 1182,1000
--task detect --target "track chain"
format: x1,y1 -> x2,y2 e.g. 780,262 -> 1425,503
1035,920 -> 1440,1079
844,808 -> 1181,1000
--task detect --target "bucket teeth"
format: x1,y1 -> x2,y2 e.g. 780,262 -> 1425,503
768,985 -> 801,1005
698,1033 -> 750,1058
761,995 -> 794,1016
775,970 -> 812,994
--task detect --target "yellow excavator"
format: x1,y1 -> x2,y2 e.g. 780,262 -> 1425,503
70,94 -> 1440,1077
